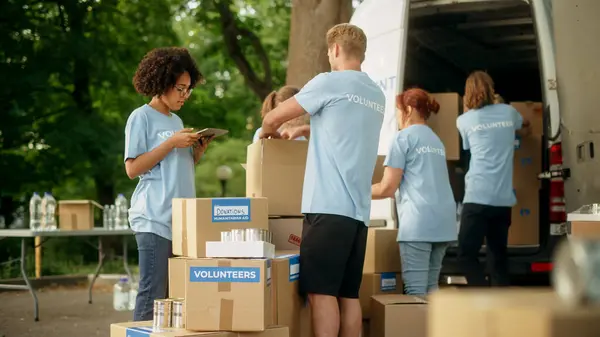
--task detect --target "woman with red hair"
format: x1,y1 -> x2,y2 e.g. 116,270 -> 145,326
372,88 -> 457,295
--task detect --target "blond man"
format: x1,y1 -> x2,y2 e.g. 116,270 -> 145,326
260,24 -> 385,337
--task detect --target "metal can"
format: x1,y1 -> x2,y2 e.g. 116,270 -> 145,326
171,298 -> 185,329
153,299 -> 172,329
553,237 -> 600,307
245,228 -> 261,241
221,231 -> 232,242
231,229 -> 245,241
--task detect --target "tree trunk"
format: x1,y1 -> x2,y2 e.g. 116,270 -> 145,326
285,0 -> 353,88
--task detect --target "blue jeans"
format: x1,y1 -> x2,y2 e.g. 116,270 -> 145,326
399,242 -> 450,295
133,232 -> 172,321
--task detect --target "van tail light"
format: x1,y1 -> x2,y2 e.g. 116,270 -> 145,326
531,262 -> 553,272
549,143 -> 566,223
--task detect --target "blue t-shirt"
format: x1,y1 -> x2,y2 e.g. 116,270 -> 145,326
457,103 -> 523,207
252,127 -> 306,142
124,104 -> 196,240
385,125 -> 457,242
295,71 -> 385,223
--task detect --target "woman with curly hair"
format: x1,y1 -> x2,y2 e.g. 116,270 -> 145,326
124,47 -> 206,321
372,88 -> 456,295
456,71 -> 531,287
252,85 -> 306,142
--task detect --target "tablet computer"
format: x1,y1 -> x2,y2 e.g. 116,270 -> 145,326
196,128 -> 229,138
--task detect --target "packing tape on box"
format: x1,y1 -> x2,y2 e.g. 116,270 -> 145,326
217,260 -> 233,331
181,199 -> 188,256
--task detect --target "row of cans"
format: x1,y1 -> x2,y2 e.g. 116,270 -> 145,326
153,298 -> 184,329
220,228 -> 273,243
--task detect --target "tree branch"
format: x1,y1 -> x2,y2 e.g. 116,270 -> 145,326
213,0 -> 272,100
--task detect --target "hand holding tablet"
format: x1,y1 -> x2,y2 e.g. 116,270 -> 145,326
195,128 -> 229,138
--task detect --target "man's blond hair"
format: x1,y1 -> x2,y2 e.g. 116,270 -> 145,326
326,23 -> 367,62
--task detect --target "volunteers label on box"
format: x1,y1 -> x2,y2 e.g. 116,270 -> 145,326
380,272 -> 397,291
211,198 -> 251,222
289,255 -> 300,281
189,266 -> 260,283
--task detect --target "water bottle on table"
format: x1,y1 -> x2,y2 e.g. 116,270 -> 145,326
29,192 -> 42,231
103,204 -> 110,229
108,205 -> 116,230
115,194 -> 129,230
41,192 -> 57,231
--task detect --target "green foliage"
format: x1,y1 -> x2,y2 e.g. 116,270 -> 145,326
195,138 -> 249,197
0,0 -> 292,278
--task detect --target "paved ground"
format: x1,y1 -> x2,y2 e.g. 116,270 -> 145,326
0,286 -> 132,337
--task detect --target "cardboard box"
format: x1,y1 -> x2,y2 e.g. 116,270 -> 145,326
172,198 -> 269,258
110,321 -> 234,337
182,258 -> 273,331
570,221 -> 600,238
269,218 -> 303,250
510,102 -> 543,245
272,254 -> 305,337
169,257 -> 187,299
359,273 -> 403,319
246,139 -> 308,216
429,288 -> 600,337
58,200 -> 102,230
370,294 -> 427,337
363,228 -> 401,273
110,322 -> 289,337
567,207 -> 600,238
371,155 -> 386,184
426,93 -> 462,161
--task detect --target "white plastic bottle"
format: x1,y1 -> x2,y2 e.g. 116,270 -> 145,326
128,281 -> 138,311
108,205 -> 116,230
103,204 -> 110,229
113,277 -> 130,311
41,192 -> 57,231
115,194 -> 129,230
29,192 -> 42,230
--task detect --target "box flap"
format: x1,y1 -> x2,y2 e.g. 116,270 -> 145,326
371,155 -> 386,184
372,294 -> 427,305
58,200 -> 103,209
260,139 -> 308,165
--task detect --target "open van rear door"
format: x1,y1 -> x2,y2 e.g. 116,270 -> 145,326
553,0 -> 600,211
350,0 -> 410,227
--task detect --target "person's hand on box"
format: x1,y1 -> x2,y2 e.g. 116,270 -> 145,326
168,128 -> 201,148
259,127 -> 281,140
281,125 -> 310,140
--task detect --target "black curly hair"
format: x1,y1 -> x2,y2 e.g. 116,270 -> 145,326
133,47 -> 203,97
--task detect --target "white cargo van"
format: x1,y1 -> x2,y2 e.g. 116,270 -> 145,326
351,0 -> 579,283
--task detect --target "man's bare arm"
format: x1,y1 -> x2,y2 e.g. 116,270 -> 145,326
262,97 -> 307,133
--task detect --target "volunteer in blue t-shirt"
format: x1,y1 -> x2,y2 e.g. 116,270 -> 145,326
372,88 -> 457,296
258,23 -> 385,337
124,47 -> 211,321
251,85 -> 307,142
456,71 -> 531,287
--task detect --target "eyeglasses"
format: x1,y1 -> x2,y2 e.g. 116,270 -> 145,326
175,86 -> 194,97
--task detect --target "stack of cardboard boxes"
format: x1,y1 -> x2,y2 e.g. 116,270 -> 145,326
246,139 -> 308,251
510,102 -> 543,245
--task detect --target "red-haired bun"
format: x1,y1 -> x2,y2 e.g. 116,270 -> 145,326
428,98 -> 440,114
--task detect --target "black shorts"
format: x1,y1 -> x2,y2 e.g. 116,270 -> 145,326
299,213 -> 368,299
